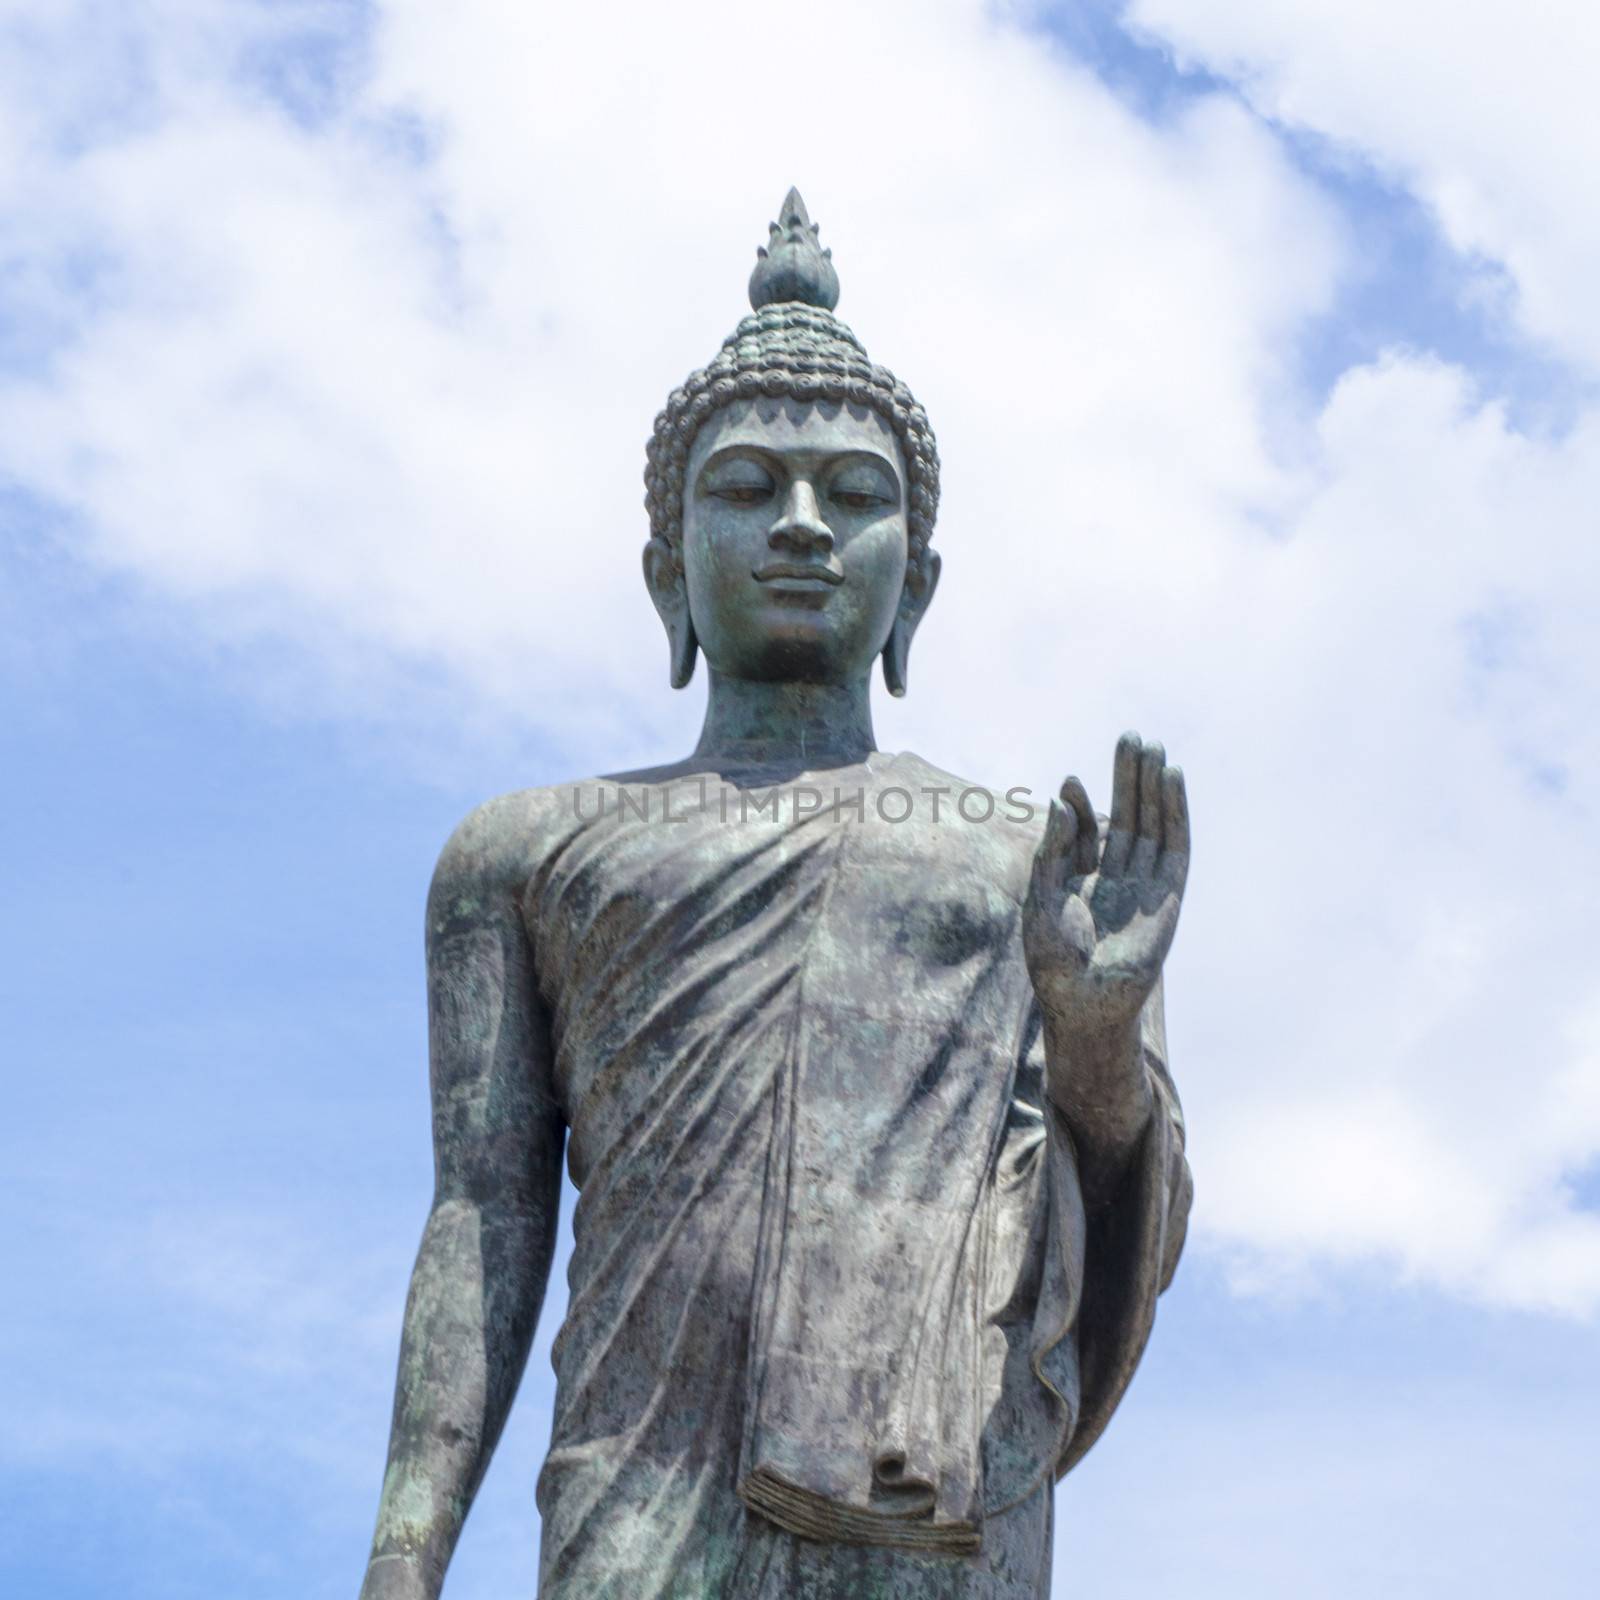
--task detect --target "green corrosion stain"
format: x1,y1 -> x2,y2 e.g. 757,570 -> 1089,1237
375,1463 -> 440,1550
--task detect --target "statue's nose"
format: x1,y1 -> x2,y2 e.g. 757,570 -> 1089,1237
769,480 -> 834,554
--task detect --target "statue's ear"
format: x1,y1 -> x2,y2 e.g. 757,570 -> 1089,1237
642,541 -> 699,689
882,547 -> 941,698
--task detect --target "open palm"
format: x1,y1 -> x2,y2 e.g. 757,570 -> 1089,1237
1023,731 -> 1190,1037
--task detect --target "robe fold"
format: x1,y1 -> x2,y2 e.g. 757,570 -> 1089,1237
522,753 -> 1190,1599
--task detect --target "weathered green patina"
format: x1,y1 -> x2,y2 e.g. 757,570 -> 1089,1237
358,191 -> 1192,1600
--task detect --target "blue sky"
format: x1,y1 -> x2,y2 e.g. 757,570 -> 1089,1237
3,3 -> 1598,1595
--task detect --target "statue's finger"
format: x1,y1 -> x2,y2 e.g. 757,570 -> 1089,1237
1161,765 -> 1189,859
1110,731 -> 1142,837
1103,733 -> 1141,878
1137,741 -> 1166,845
1130,741 -> 1165,877
1059,776 -> 1099,875
1157,848 -> 1190,898
1036,795 -> 1077,887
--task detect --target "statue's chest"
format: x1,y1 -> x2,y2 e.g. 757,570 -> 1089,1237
527,775 -> 1031,1042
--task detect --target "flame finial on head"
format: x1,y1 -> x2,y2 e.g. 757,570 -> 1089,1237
748,187 -> 841,311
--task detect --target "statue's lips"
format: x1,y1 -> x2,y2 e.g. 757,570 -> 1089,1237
752,562 -> 844,589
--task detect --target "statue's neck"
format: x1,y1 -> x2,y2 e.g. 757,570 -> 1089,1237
694,670 -> 877,768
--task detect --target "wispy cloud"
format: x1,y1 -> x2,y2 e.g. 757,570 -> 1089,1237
1126,0 -> 1600,371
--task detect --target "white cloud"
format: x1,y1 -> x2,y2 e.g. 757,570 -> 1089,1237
2,1 -> 1598,1314
1125,0 -> 1600,372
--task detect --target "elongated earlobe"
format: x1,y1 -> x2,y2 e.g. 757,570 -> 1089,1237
882,620 -> 912,698
667,613 -> 698,689
882,548 -> 941,698
642,541 -> 699,689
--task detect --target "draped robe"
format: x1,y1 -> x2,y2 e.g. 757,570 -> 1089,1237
520,753 -> 1190,1598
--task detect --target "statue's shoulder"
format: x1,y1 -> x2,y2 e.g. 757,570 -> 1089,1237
431,756 -> 724,893
430,782 -> 586,898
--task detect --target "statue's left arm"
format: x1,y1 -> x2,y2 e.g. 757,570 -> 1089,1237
1022,732 -> 1193,1468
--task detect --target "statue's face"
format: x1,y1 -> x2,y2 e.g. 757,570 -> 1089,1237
679,398 -> 911,685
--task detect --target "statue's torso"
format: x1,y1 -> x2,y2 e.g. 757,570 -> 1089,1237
504,753 -> 1077,1599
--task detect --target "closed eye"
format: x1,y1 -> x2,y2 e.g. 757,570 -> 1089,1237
831,488 -> 890,511
827,460 -> 898,511
709,483 -> 775,506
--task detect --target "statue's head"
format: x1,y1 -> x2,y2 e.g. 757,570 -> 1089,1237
643,190 -> 941,696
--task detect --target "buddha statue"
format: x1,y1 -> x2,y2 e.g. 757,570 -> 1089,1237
358,189 -> 1192,1600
